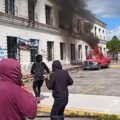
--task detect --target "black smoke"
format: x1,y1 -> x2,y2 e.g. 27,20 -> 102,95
54,0 -> 99,47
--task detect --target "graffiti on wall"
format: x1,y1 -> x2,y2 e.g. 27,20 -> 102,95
0,47 -> 7,59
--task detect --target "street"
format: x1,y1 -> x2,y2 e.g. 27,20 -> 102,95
25,63 -> 120,120
25,64 -> 120,96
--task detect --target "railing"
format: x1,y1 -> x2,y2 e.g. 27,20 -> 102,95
0,12 -> 28,26
0,12 -> 86,39
0,12 -> 59,34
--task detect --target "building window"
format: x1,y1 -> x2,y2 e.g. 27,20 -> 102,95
5,0 -> 15,15
58,10 -> 64,28
94,26 -> 97,36
30,48 -> 38,62
45,5 -> 53,26
47,41 -> 54,61
60,43 -> 66,60
77,19 -> 80,33
28,0 -> 35,21
78,45 -> 82,60
30,39 -> 39,62
85,45 -> 88,58
104,36 -> 105,40
7,36 -> 17,59
70,44 -> 75,60
99,28 -> 101,32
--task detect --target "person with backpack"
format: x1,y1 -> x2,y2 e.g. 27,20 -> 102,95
44,60 -> 73,120
30,54 -> 49,101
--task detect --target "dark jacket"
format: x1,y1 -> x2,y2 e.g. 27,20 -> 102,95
45,60 -> 73,99
0,59 -> 37,120
31,59 -> 49,81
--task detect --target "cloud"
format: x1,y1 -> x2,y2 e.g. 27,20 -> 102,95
107,26 -> 120,40
86,0 -> 120,41
86,0 -> 120,18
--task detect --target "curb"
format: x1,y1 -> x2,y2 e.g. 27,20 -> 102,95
63,65 -> 81,71
37,105 -> 120,118
110,66 -> 120,68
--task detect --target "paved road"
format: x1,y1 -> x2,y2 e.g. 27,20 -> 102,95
25,63 -> 120,120
25,66 -> 120,96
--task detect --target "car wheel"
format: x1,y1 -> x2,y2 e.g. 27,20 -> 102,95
106,64 -> 110,68
83,68 -> 86,70
97,64 -> 101,70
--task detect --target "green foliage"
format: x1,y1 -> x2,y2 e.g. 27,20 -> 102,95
97,115 -> 119,120
107,36 -> 120,52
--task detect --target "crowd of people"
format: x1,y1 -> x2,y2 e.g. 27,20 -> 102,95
0,54 -> 73,120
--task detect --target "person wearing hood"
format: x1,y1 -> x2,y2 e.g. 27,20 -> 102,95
30,54 -> 49,100
45,60 -> 73,120
0,58 -> 37,120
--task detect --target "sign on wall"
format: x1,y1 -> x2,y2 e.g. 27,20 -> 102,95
0,47 -> 7,59
17,37 -> 39,49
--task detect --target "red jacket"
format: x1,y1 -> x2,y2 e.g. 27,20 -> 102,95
0,59 -> 37,120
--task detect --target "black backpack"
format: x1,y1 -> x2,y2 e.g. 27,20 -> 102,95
34,62 -> 44,81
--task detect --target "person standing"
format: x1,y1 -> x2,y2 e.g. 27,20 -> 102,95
31,54 -> 49,100
45,60 -> 73,120
0,58 -> 37,120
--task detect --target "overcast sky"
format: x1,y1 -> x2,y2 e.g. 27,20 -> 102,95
86,0 -> 120,40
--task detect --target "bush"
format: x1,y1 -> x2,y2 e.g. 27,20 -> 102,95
97,115 -> 119,120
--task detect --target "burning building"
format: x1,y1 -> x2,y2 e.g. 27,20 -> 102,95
0,0 -> 107,71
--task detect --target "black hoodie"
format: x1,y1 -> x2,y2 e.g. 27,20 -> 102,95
30,55 -> 49,81
45,60 -> 73,99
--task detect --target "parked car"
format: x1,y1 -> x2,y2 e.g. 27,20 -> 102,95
83,45 -> 111,70
83,60 -> 100,70
83,57 -> 110,70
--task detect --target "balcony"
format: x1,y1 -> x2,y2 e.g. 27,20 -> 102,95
0,12 -> 83,40
0,12 -> 59,35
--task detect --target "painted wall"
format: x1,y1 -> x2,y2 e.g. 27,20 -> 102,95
0,22 -> 88,70
0,0 -> 107,72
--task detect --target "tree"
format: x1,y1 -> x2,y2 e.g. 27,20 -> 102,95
107,36 -> 120,59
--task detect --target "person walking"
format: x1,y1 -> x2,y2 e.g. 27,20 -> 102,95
31,54 -> 49,100
45,60 -> 73,120
0,58 -> 37,120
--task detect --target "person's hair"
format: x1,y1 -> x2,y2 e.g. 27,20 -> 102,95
36,54 -> 42,62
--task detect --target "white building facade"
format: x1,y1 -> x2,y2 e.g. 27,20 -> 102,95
0,0 -> 107,71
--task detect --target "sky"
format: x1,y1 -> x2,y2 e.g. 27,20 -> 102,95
86,0 -> 120,40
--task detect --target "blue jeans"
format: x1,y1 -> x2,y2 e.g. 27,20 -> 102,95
50,98 -> 68,120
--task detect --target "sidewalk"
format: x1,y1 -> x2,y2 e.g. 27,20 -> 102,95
22,65 -> 81,82
37,92 -> 120,117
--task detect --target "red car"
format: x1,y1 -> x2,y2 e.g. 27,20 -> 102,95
83,45 -> 111,70
83,57 -> 110,70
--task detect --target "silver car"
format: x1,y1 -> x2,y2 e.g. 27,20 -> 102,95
83,60 -> 101,70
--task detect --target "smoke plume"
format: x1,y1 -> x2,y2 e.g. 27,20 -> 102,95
54,0 -> 99,47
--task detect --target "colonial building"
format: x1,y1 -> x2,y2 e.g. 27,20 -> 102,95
0,0 -> 107,71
